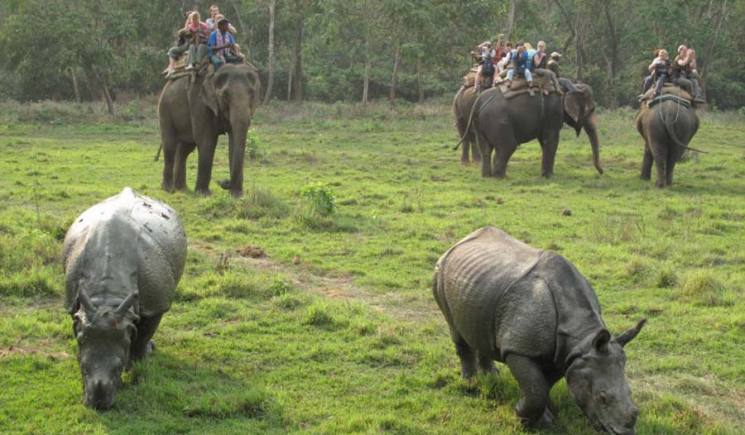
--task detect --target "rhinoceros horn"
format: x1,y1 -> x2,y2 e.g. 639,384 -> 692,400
115,291 -> 138,317
78,288 -> 95,314
616,318 -> 647,347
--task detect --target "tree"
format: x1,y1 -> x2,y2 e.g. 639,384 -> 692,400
263,0 -> 277,104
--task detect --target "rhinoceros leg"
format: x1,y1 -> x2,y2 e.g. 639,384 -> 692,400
452,335 -> 478,379
131,314 -> 162,361
477,353 -> 497,374
505,354 -> 555,427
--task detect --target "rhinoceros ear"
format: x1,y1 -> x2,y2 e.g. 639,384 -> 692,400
616,318 -> 647,347
592,329 -> 611,353
78,288 -> 95,314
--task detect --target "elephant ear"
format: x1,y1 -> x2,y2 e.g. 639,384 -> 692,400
201,77 -> 220,117
564,92 -> 585,136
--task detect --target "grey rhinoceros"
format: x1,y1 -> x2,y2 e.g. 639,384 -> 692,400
63,187 -> 186,409
433,226 -> 645,434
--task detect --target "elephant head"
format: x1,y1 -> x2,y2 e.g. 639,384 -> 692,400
195,64 -> 261,197
564,84 -> 603,174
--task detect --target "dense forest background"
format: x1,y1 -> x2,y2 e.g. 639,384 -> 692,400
0,0 -> 742,111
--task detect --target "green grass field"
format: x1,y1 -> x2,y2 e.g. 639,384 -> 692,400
1,100 -> 744,434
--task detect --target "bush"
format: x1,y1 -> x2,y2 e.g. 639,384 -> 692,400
300,182 -> 336,217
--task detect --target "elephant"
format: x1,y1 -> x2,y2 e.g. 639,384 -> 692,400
636,96 -> 699,187
453,85 -> 481,164
458,80 -> 602,176
158,63 -> 261,197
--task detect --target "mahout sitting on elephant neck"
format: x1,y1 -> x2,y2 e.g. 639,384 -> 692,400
433,227 -> 645,433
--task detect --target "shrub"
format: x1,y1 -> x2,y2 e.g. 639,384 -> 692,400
300,182 -> 336,217
246,129 -> 264,161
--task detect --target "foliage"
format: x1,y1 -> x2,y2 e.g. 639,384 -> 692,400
2,0 -> 742,108
300,182 -> 336,216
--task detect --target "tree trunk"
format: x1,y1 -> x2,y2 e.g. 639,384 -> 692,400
362,20 -> 370,104
287,65 -> 293,100
69,67 -> 81,103
553,0 -> 576,53
602,1 -> 618,108
230,0 -> 246,36
101,81 -> 114,116
263,0 -> 276,104
90,69 -> 114,115
291,14 -> 305,101
700,0 -> 728,97
389,41 -> 401,103
505,0 -> 517,41
574,14 -> 585,81
416,56 -> 423,102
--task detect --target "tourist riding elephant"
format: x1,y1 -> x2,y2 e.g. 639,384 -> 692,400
158,63 -> 261,197
635,98 -> 699,187
453,85 -> 481,164
458,82 -> 602,175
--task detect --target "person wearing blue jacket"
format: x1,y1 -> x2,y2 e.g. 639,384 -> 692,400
506,42 -> 535,95
208,16 -> 241,70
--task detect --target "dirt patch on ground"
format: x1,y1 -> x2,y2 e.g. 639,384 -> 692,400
190,241 -> 439,322
236,245 -> 266,258
0,338 -> 71,360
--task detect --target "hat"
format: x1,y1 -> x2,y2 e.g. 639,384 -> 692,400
550,51 -> 562,59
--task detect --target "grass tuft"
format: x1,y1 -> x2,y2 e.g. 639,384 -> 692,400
677,271 -> 731,307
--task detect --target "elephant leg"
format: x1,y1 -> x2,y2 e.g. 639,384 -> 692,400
477,352 -> 497,374
174,143 -> 192,191
452,333 -> 478,379
469,133 -> 481,162
641,147 -> 653,180
477,131 -> 493,178
506,354 -> 554,428
666,153 -> 677,186
493,142 -> 516,178
540,130 -> 560,178
161,139 -> 177,192
195,137 -> 218,195
653,148 -> 668,188
460,136 -> 470,165
130,314 -> 162,362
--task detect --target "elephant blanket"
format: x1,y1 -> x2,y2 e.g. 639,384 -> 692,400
640,84 -> 693,108
495,70 -> 562,99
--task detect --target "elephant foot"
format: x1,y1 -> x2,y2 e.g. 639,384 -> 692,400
640,174 -> 651,181
195,188 -> 212,196
541,172 -> 554,179
161,182 -> 174,193
218,179 -> 231,190
230,189 -> 244,198
655,180 -> 666,188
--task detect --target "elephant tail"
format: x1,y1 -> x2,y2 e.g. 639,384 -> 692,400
452,90 -> 478,151
660,105 -> 708,154
154,143 -> 162,162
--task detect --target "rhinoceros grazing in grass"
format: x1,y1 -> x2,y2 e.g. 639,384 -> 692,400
433,226 -> 645,434
63,187 -> 186,409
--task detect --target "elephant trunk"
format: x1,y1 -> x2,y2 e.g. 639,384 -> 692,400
584,113 -> 603,175
227,113 -> 250,197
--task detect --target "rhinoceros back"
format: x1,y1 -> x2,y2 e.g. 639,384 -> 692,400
434,227 -> 545,359
64,188 -> 186,317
